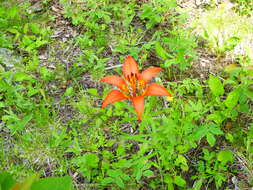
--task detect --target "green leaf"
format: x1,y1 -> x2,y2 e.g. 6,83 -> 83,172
208,125 -> 223,135
217,150 -> 234,164
30,23 -> 40,34
28,87 -> 40,97
224,89 -> 240,109
206,113 -> 223,124
155,42 -> 169,59
173,176 -> 186,187
143,170 -> 154,177
193,126 -> 208,141
107,169 -> 123,178
193,179 -> 203,190
23,23 -> 29,34
225,133 -> 234,143
164,175 -> 174,190
14,72 -> 33,82
208,75 -> 224,96
101,177 -> 114,186
73,153 -> 99,168
0,101 -> 5,108
206,133 -> 216,147
64,87 -> 74,96
7,28 -> 19,35
115,177 -> 124,188
0,172 -> 17,190
18,114 -> 33,132
22,36 -> 32,46
238,103 -> 249,113
164,59 -> 174,68
10,174 -> 39,190
31,176 -> 72,190
87,88 -> 98,96
225,36 -> 240,51
175,155 -> 188,171
84,153 -> 99,168
244,88 -> 253,100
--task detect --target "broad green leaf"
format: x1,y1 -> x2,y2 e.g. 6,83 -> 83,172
238,103 -> 249,113
101,177 -> 114,186
7,28 -> 19,35
23,23 -> 29,34
224,64 -> 238,73
155,42 -> 168,59
193,126 -> 207,141
208,75 -> 224,96
28,87 -> 40,97
14,72 -> 33,82
11,174 -> 39,190
31,176 -> 72,190
115,177 -> 124,188
121,173 -> 130,181
87,88 -> 98,96
30,23 -> 40,34
173,176 -> 186,187
217,150 -> 234,164
206,133 -> 216,147
64,87 -> 74,96
0,101 -> 5,108
244,88 -> 253,100
22,36 -> 32,46
85,153 -> 99,168
164,175 -> 174,190
164,59 -> 174,68
208,125 -> 223,135
18,114 -> 33,132
224,89 -> 240,109
206,113 -> 223,124
135,169 -> 142,181
0,172 -> 17,190
107,169 -> 123,178
226,36 -> 240,51
9,6 -> 18,18
193,179 -> 203,190
225,133 -> 234,143
175,155 -> 188,171
73,153 -> 99,168
143,170 -> 154,177
176,144 -> 189,154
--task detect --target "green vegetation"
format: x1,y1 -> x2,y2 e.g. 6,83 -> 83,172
0,0 -> 252,189
192,2 -> 253,60
0,172 -> 72,190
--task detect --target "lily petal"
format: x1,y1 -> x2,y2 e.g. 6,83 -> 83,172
123,56 -> 140,80
140,67 -> 162,84
144,83 -> 172,97
132,96 -> 145,121
102,89 -> 129,108
101,75 -> 127,91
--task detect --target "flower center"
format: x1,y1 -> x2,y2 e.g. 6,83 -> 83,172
123,73 -> 146,97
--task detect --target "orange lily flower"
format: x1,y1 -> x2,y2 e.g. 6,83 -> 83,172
101,56 -> 172,121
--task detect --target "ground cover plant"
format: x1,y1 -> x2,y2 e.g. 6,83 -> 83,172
0,0 -> 252,189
